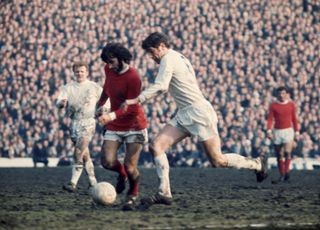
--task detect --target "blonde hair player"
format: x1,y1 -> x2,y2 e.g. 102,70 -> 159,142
56,61 -> 110,192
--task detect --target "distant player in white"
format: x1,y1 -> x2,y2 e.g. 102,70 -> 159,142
56,61 -> 109,192
125,32 -> 268,207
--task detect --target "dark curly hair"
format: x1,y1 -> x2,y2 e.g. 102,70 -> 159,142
276,86 -> 289,93
100,43 -> 132,64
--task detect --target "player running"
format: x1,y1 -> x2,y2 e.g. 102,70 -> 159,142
124,32 -> 268,208
267,86 -> 300,183
56,61 -> 109,193
96,43 -> 148,211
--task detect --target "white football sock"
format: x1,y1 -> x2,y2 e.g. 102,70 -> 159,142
154,154 -> 172,198
226,153 -> 262,171
70,163 -> 83,186
84,159 -> 97,186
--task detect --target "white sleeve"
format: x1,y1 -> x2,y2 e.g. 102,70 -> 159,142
96,84 -> 111,112
139,56 -> 173,103
103,99 -> 111,112
56,85 -> 68,106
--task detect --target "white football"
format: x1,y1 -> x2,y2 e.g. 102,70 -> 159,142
91,182 -> 117,205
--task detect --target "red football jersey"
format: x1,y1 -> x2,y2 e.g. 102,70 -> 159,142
267,101 -> 299,131
97,66 -> 148,131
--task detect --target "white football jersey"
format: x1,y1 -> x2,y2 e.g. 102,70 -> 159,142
57,80 -> 110,120
140,49 -> 206,109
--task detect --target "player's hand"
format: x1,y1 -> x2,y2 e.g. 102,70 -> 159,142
57,99 -> 67,109
97,114 -> 112,125
294,131 -> 300,141
267,132 -> 273,139
120,101 -> 129,111
95,107 -> 103,118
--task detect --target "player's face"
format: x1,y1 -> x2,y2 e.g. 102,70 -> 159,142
277,90 -> 288,102
74,66 -> 88,83
147,43 -> 167,64
107,58 -> 123,73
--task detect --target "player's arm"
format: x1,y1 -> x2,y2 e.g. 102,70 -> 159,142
266,104 -> 274,138
56,86 -> 68,109
291,102 -> 300,137
99,75 -> 142,125
126,57 -> 173,106
96,80 -> 110,118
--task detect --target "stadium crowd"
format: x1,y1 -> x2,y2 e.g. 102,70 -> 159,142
0,0 -> 319,167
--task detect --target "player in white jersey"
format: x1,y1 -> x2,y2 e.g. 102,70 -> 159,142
125,32 -> 268,208
56,61 -> 109,192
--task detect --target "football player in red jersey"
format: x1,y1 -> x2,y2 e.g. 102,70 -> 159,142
96,43 -> 148,211
267,86 -> 300,183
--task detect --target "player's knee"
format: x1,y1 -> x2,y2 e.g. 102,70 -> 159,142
83,155 -> 88,162
74,159 -> 83,166
124,164 -> 138,177
74,147 -> 84,158
100,156 -> 114,169
211,157 -> 226,168
149,141 -> 166,156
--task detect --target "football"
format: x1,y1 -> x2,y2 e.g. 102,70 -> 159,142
91,182 -> 117,205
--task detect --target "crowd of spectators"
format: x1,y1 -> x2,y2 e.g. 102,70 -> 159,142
0,0 -> 319,167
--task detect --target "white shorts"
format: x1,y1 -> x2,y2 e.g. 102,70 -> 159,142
103,129 -> 148,144
169,100 -> 219,142
273,128 -> 294,145
70,118 -> 96,143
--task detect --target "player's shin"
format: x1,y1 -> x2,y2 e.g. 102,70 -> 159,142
225,153 -> 261,170
71,162 -> 84,186
278,159 -> 286,176
284,158 -> 291,173
84,159 -> 97,186
154,154 -> 172,198
127,173 -> 139,196
109,160 -> 127,178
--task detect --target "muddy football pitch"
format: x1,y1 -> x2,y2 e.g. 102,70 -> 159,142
0,167 -> 319,229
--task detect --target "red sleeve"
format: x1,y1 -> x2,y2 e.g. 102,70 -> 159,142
114,73 -> 141,118
266,104 -> 274,130
291,103 -> 299,131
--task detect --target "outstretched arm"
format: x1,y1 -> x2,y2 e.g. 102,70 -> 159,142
125,57 -> 173,106
99,73 -> 142,125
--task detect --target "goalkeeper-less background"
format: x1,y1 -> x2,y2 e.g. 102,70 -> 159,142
1,0 -> 319,168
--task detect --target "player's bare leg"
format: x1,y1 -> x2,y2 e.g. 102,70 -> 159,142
202,134 -> 268,182
140,124 -> 188,208
122,142 -> 142,211
101,140 -> 127,194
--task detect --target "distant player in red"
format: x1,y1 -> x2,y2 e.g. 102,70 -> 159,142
96,43 -> 148,211
267,86 -> 300,183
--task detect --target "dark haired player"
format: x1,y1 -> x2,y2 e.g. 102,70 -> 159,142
125,32 -> 268,208
267,86 -> 299,183
96,43 -> 148,211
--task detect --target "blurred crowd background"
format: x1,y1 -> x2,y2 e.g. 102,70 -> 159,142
0,0 -> 319,167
